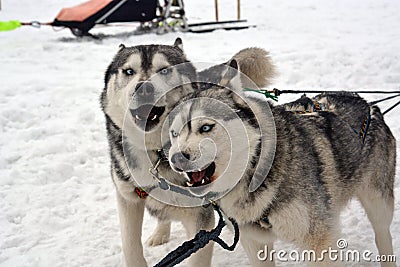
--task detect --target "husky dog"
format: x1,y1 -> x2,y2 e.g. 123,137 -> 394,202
100,38 -> 216,267
166,60 -> 396,266
100,39 -> 276,266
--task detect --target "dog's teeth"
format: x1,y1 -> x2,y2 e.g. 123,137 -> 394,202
201,179 -> 205,185
186,181 -> 193,187
151,115 -> 158,120
135,115 -> 142,120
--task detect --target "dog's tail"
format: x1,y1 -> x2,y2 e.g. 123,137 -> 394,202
232,47 -> 276,88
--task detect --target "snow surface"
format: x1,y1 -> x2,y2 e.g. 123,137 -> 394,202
1,0 -> 399,266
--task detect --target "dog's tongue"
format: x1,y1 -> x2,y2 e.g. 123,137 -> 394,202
192,170 -> 206,183
136,105 -> 152,119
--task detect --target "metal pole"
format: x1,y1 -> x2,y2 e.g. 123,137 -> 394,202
237,0 -> 241,20
214,0 -> 219,21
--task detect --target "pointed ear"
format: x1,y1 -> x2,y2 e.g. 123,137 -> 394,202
228,58 -> 238,70
173,38 -> 183,50
219,59 -> 245,106
118,44 -> 126,51
220,59 -> 240,87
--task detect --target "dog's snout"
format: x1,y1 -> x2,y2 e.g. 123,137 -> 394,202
171,152 -> 190,171
135,82 -> 154,96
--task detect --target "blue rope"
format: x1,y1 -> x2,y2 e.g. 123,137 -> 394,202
154,203 -> 239,267
359,113 -> 371,143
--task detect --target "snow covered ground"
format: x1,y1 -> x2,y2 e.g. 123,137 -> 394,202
1,0 -> 399,266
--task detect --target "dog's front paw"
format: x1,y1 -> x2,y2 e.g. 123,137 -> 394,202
146,230 -> 170,246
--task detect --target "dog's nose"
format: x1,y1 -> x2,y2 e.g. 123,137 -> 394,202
171,152 -> 190,171
135,82 -> 154,96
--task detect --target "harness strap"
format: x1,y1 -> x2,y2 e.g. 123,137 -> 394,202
369,93 -> 400,105
247,87 -> 400,113
134,149 -> 167,199
273,88 -> 400,95
282,97 -> 372,144
154,203 -> 239,267
290,100 -> 325,114
383,99 -> 400,115
312,100 -> 323,111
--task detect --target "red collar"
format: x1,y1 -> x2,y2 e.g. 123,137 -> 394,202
135,187 -> 148,199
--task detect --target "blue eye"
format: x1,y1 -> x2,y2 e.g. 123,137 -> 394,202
200,124 -> 214,133
123,68 -> 135,76
160,68 -> 170,75
171,130 -> 178,138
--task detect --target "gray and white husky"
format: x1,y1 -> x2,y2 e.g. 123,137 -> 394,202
100,39 -> 275,266
166,58 -> 396,266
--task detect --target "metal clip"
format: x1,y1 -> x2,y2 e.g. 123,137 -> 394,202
31,21 -> 41,28
149,156 -> 162,181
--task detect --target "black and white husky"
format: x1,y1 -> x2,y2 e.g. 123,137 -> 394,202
166,57 -> 396,266
100,39 -> 275,266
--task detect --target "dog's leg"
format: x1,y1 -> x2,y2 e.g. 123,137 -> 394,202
181,208 -> 215,267
239,224 -> 276,267
146,220 -> 171,246
241,236 -> 275,267
304,229 -> 344,267
116,191 -> 147,267
358,191 -> 395,267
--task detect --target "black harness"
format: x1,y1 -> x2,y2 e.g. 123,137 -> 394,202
154,202 -> 239,267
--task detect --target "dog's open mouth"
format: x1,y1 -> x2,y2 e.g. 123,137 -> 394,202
185,162 -> 216,187
130,105 -> 165,131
